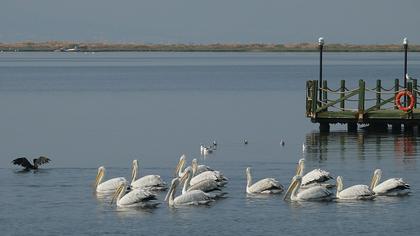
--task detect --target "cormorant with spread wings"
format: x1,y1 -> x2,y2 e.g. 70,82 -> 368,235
12,156 -> 51,170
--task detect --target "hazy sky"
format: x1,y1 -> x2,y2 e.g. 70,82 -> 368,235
1,0 -> 419,44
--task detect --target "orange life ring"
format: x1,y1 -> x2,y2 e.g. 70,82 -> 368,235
395,90 -> 415,112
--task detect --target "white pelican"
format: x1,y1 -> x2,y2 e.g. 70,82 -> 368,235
191,158 -> 214,176
174,154 -> 188,177
336,176 -> 375,200
190,165 -> 228,186
283,175 -> 333,201
130,160 -> 167,191
181,167 -> 225,196
164,178 -> 216,207
296,158 -> 334,188
370,169 -> 410,196
94,166 -> 128,193
245,167 -> 284,194
111,182 -> 159,208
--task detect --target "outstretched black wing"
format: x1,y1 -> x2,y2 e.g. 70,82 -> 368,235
34,156 -> 50,167
12,157 -> 34,169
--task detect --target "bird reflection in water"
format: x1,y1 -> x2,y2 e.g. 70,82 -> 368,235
115,207 -> 156,219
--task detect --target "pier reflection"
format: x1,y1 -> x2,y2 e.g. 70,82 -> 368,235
304,131 -> 418,165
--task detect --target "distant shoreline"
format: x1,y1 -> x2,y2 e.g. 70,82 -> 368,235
1,41 -> 420,52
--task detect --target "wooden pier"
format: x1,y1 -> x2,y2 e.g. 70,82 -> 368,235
306,79 -> 420,132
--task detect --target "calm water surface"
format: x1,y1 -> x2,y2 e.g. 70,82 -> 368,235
0,52 -> 419,235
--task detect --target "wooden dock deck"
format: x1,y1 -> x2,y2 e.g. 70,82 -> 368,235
306,79 -> 420,132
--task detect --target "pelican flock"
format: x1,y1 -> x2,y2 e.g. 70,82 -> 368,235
84,144 -> 411,210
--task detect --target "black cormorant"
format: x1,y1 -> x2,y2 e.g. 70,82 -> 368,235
12,156 -> 51,170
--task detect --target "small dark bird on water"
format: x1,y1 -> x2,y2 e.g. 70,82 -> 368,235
12,156 -> 51,170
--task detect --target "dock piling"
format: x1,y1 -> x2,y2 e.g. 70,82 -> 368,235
322,80 -> 328,111
319,123 -> 330,133
348,123 -> 358,133
358,80 -> 365,121
392,123 -> 402,133
394,79 -> 399,110
340,80 -> 345,109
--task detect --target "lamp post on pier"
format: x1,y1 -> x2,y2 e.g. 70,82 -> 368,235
403,37 -> 408,106
318,37 -> 324,103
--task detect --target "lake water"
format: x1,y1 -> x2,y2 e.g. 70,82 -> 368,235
1,52 -> 419,235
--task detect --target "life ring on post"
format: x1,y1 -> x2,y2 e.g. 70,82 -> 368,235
395,90 -> 415,112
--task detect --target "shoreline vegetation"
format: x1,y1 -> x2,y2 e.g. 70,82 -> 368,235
1,41 -> 420,52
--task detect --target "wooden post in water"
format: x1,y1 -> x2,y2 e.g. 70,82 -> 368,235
408,81 -> 413,95
405,82 -> 415,133
348,123 -> 357,133
394,79 -> 399,110
311,80 -> 318,118
319,80 -> 330,132
392,79 -> 401,133
319,80 -> 330,133
405,123 -> 415,134
358,80 -> 365,122
371,79 -> 388,131
306,81 -> 312,116
340,80 -> 345,110
322,80 -> 328,111
319,122 -> 330,133
408,81 -> 413,113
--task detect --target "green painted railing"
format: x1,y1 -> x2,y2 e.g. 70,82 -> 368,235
306,79 -> 419,121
